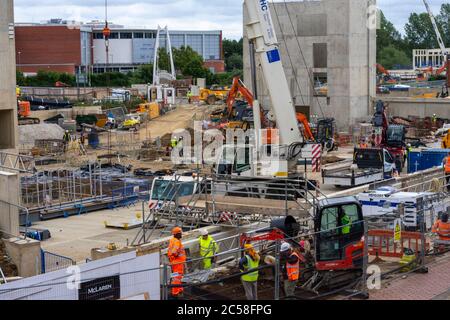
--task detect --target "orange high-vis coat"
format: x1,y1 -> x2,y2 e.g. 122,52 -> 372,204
286,252 -> 301,282
445,157 -> 450,174
432,220 -> 450,241
168,237 -> 187,296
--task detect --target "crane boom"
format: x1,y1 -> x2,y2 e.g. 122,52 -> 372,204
423,0 -> 448,59
244,0 -> 303,146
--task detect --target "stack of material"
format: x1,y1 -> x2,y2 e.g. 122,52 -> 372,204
19,124 -> 65,147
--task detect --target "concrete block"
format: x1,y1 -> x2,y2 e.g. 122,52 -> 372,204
3,237 -> 42,277
0,171 -> 19,236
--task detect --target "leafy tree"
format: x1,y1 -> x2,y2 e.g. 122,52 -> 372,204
405,12 -> 442,50
437,3 -> 450,47
378,45 -> 411,69
377,11 -> 404,58
223,38 -> 243,59
226,53 -> 243,71
130,64 -> 153,84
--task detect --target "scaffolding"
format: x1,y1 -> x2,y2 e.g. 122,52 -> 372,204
132,174 -> 324,246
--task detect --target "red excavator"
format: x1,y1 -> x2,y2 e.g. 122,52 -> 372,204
240,197 -> 365,294
372,100 -> 406,172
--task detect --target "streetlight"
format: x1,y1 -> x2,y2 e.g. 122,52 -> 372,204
17,51 -> 21,67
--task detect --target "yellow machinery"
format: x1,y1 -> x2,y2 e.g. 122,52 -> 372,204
200,85 -> 231,105
122,114 -> 141,130
138,102 -> 160,120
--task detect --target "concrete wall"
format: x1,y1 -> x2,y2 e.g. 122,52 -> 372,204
243,0 -> 376,131
375,96 -> 450,120
0,0 -> 18,151
3,237 -> 41,277
0,172 -> 20,236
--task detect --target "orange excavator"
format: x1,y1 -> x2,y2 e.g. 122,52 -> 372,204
376,64 -> 397,84
16,87 -> 40,125
221,77 -> 336,150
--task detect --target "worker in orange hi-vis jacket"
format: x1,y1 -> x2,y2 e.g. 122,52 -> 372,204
167,227 -> 187,298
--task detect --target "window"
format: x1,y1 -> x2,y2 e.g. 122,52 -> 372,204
134,32 -> 144,39
145,32 -> 155,39
120,32 -> 132,39
313,72 -> 328,97
93,32 -> 103,39
233,146 -> 251,174
313,43 -> 327,68
109,32 -> 119,39
320,207 -> 339,233
319,206 -> 340,261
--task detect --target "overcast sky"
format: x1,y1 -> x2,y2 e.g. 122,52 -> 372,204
14,0 -> 449,39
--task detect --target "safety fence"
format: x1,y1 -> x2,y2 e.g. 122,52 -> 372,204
158,219 -> 369,301
41,250 -> 76,274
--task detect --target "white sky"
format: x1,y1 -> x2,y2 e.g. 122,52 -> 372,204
14,0 -> 449,40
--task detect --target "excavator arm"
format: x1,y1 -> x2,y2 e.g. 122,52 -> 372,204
296,113 -> 315,141
226,77 -> 254,118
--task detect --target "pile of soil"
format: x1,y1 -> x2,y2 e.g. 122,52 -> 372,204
0,237 -> 18,278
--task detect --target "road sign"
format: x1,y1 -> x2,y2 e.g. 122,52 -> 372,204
394,218 -> 402,243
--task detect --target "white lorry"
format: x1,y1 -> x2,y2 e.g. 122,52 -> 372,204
322,148 -> 396,187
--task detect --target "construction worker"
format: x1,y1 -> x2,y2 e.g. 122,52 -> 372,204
432,114 -> 438,126
63,130 -> 71,152
443,152 -> 450,192
432,212 -> 450,241
442,130 -> 450,149
168,227 -> 186,298
171,136 -> 178,148
341,210 -> 352,235
239,244 -> 260,300
280,242 -> 301,298
359,138 -> 368,149
187,90 -> 193,104
198,229 -> 219,270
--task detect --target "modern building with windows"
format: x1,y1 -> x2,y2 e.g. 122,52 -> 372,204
91,26 -> 223,74
15,19 -> 225,76
413,48 -> 450,69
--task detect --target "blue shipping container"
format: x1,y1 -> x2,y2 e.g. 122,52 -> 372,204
408,149 -> 450,173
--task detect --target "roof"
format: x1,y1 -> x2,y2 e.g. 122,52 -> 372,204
318,196 -> 359,209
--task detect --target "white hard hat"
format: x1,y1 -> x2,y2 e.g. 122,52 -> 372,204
200,229 -> 209,236
280,242 -> 291,253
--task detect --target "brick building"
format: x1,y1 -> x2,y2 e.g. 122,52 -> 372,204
15,23 -> 92,75
15,20 -> 225,75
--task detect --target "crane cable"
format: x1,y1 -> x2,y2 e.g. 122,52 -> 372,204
271,0 -> 327,119
269,3 -> 306,107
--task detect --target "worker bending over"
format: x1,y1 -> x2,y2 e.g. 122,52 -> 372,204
280,242 -> 302,298
168,227 -> 186,298
239,244 -> 260,300
432,212 -> 450,242
198,229 -> 219,270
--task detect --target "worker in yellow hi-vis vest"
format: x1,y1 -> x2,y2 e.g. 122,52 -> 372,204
198,229 -> 219,270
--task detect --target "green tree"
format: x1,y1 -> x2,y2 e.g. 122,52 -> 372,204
405,12 -> 443,50
130,64 -> 153,84
437,3 -> 450,47
226,53 -> 243,71
377,11 -> 404,58
378,45 -> 411,69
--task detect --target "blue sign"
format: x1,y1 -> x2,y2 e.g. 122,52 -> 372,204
267,49 -> 281,63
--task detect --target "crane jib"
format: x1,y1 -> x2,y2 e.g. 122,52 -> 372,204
267,49 -> 281,64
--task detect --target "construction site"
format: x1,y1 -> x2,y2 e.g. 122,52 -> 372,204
1,0 -> 450,302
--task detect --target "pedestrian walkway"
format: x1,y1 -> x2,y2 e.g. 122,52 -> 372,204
370,255 -> 450,300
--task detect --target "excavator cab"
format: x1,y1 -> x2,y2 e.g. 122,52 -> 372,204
314,197 -> 365,271
316,118 -> 336,152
